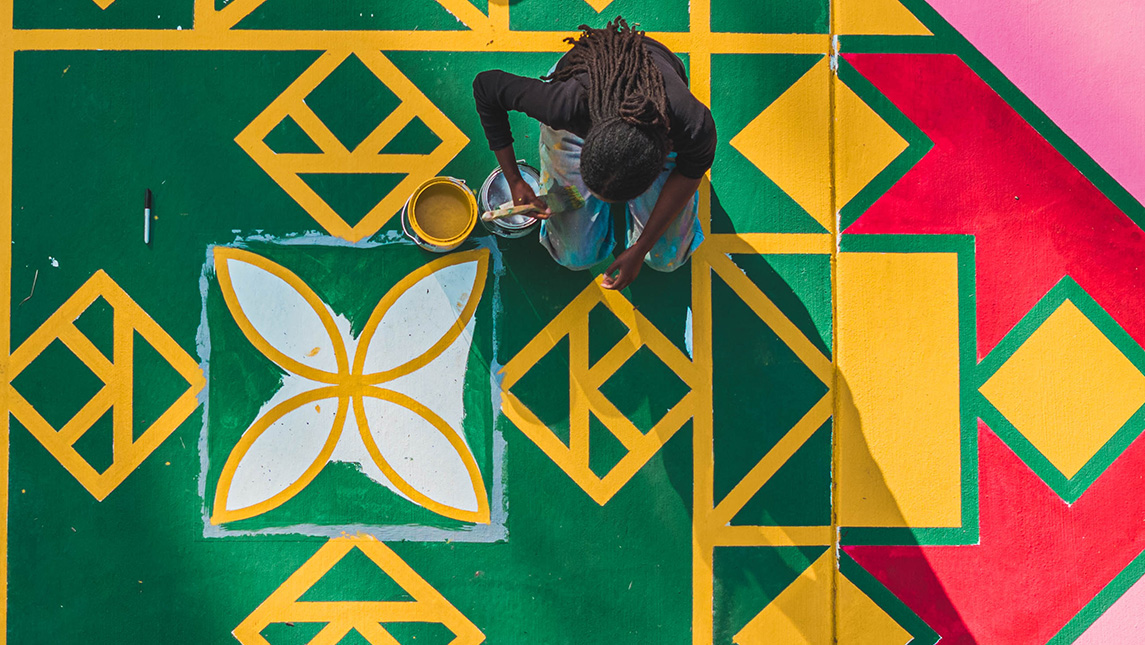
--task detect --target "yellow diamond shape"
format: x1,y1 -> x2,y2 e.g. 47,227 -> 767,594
499,281 -> 696,505
981,300 -> 1145,478
8,271 -> 205,500
730,58 -> 911,233
234,536 -> 485,645
236,50 -> 468,243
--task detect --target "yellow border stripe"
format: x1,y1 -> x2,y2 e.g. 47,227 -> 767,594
8,30 -> 828,54
704,233 -> 834,255
712,525 -> 833,547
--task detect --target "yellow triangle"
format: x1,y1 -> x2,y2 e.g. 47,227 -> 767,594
734,551 -> 833,645
837,575 -> 913,644
835,81 -> 910,209
730,59 -> 833,233
583,0 -> 615,12
92,0 -> 116,8
835,0 -> 932,35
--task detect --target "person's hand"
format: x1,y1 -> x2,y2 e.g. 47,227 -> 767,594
508,177 -> 551,219
601,246 -> 644,290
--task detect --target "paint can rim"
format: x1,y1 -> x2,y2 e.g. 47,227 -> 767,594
479,163 -> 542,238
407,177 -> 477,247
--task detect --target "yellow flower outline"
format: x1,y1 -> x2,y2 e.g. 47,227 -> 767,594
210,246 -> 491,525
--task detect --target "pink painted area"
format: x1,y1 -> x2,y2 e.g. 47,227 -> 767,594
925,0 -> 1145,206
1074,571 -> 1145,645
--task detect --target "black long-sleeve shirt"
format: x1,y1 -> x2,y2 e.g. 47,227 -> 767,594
472,38 -> 717,179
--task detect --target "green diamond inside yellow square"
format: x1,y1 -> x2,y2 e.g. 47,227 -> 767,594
981,300 -> 1145,478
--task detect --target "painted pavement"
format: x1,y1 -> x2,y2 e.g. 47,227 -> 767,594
2,0 -> 1144,643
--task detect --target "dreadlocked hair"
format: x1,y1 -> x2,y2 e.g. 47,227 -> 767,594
544,17 -> 671,202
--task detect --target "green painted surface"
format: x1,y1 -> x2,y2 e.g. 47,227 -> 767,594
305,55 -> 404,151
71,296 -> 115,359
71,410 -> 116,475
381,117 -> 443,155
510,0 -> 689,33
11,339 -> 103,429
15,0 -> 192,30
730,421 -> 831,527
751,253 -> 832,355
264,116 -> 325,154
600,345 -> 689,434
711,0 -> 828,34
9,10 -> 837,641
297,174 -> 408,227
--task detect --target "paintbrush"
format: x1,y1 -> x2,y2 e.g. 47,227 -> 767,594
481,185 -> 585,221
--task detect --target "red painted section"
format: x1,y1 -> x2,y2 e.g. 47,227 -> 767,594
846,422 -> 1145,644
843,53 -> 1145,358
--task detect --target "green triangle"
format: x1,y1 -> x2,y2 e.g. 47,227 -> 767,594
72,296 -> 114,361
302,54 -> 401,152
742,253 -> 832,356
71,408 -> 114,475
588,302 -> 629,367
380,116 -> 442,155
11,338 -> 105,431
626,261 -> 694,358
132,331 -> 191,444
298,173 -> 406,228
337,629 -> 372,645
508,335 -> 570,448
385,622 -> 457,645
712,545 -> 829,642
599,346 -> 689,434
730,420 -> 831,527
711,271 -> 828,504
264,115 -> 322,154
259,622 -> 328,645
298,547 -> 414,603
588,412 -> 628,479
710,54 -> 827,234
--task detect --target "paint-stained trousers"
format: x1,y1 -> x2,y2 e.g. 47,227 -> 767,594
537,124 -> 704,272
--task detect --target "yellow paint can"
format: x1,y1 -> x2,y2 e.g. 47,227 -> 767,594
401,177 -> 478,252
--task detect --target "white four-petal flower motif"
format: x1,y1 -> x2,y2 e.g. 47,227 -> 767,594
211,246 -> 491,525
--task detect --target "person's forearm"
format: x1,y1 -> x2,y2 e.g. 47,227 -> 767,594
634,171 -> 702,253
493,145 -> 523,183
